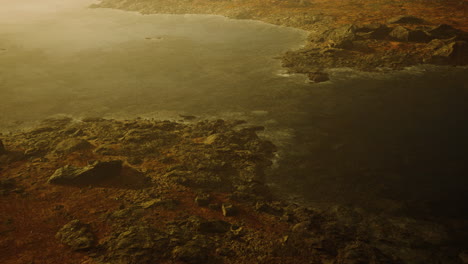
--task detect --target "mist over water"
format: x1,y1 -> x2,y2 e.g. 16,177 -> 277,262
1,0 -> 468,217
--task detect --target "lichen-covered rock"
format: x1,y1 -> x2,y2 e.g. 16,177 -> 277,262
48,160 -> 122,185
56,220 -> 95,250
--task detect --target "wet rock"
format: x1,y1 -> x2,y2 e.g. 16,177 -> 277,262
427,40 -> 468,65
194,193 -> 211,207
387,15 -> 425,25
308,71 -> 330,83
48,160 -> 122,185
389,26 -> 409,42
221,203 -> 237,217
56,220 -> 95,251
172,240 -> 210,264
197,220 -> 231,233
106,225 -> 168,264
54,138 -> 93,155
140,198 -> 179,210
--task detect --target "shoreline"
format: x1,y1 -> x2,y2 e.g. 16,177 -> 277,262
92,0 -> 468,82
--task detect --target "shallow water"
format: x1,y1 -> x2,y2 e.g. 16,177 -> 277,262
1,0 -> 468,217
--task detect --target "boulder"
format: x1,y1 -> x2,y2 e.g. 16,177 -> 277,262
0,140 -> 5,154
389,26 -> 430,42
387,15 -> 425,25
428,41 -> 468,65
356,24 -> 391,39
428,24 -> 462,40
48,160 -> 122,185
308,71 -> 330,83
197,220 -> 231,233
327,24 -> 357,48
54,138 -> 93,155
389,26 -> 409,41
56,220 -> 95,251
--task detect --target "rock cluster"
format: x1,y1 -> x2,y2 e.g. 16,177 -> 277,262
1,117 -> 467,263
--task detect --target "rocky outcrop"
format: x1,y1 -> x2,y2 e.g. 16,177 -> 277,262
54,138 -> 93,155
48,160 -> 123,185
56,220 -> 95,251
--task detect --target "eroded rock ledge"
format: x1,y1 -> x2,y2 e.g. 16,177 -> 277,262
0,117 -> 467,263
92,0 -> 468,82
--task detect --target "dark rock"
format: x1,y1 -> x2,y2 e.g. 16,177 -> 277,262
48,160 -> 122,185
106,225 -> 168,264
356,24 -> 390,39
0,139 -> 6,154
172,240 -> 210,264
389,26 -> 409,41
327,24 -> 357,48
221,203 -> 237,217
255,202 -> 283,216
387,15 -> 425,25
336,241 -> 398,264
54,138 -> 93,155
408,29 -> 431,42
0,179 -> 16,195
55,220 -> 95,251
308,71 -> 330,83
194,193 -> 211,207
197,220 -> 231,233
427,41 -> 468,65
428,24 -> 461,39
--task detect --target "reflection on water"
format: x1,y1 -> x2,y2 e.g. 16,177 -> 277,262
1,0 -> 468,218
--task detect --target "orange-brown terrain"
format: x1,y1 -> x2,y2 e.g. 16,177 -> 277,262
1,0 -> 468,263
1,117 -> 467,263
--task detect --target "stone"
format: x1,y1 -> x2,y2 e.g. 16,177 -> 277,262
197,220 -> 231,233
428,24 -> 461,39
194,193 -> 211,207
407,29 -> 431,42
48,160 -> 122,185
56,220 -> 95,250
335,241 -> 395,264
428,41 -> 468,65
0,139 -> 6,154
308,71 -> 330,83
221,203 -> 237,217
255,202 -> 283,216
327,24 -> 357,48
54,138 -> 93,155
389,26 -> 409,41
172,241 -> 209,264
387,15 -> 425,25
356,24 -> 390,39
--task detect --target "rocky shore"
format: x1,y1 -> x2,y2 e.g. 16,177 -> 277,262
92,0 -> 468,82
1,117 -> 467,263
